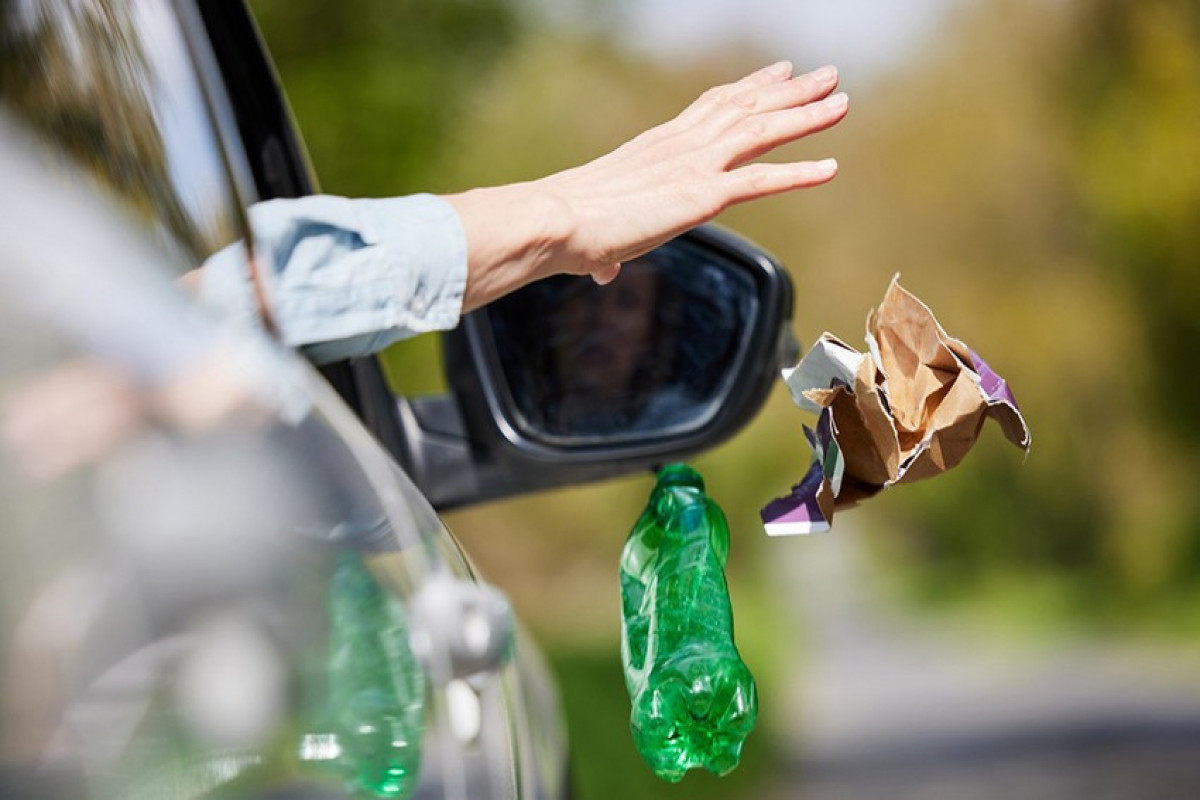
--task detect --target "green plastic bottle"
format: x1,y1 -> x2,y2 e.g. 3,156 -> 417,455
300,552 -> 426,799
620,464 -> 758,782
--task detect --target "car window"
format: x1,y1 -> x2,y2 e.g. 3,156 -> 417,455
0,0 -> 253,272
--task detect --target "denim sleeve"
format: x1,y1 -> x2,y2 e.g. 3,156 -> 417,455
199,193 -> 467,364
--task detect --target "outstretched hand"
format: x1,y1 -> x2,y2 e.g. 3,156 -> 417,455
448,61 -> 848,310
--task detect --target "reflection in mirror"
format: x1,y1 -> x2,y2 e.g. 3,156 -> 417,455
487,240 -> 758,444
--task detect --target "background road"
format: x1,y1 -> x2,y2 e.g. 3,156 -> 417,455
766,524 -> 1200,799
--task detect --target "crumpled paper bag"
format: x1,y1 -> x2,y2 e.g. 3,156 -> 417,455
761,276 -> 1030,535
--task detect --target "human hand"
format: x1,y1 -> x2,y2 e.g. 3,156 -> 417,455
543,60 -> 846,284
449,62 -> 848,309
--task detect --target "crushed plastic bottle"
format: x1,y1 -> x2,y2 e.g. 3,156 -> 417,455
620,463 -> 758,782
300,552 -> 426,799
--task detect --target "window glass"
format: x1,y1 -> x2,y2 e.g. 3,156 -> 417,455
0,0 -> 249,271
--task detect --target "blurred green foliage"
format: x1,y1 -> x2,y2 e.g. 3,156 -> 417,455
247,0 -> 1200,635
248,0 -> 527,196
1069,3 -> 1200,445
874,0 -> 1200,627
247,0 -> 1200,791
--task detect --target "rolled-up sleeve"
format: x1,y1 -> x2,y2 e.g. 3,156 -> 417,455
199,193 -> 468,364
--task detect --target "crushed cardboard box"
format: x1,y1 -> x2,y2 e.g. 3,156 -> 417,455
761,276 -> 1030,535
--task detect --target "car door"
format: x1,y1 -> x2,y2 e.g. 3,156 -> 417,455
0,1 -> 568,799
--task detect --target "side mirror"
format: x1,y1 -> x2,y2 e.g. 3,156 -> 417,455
388,224 -> 797,510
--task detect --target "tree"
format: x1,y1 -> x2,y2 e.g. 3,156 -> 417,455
247,0 -> 527,196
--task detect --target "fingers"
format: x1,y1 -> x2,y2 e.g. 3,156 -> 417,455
600,63 -> 840,169
722,159 -> 840,206
696,64 -> 839,132
726,59 -> 796,93
728,65 -> 839,116
538,63 -> 848,285
670,60 -> 796,130
718,90 -> 849,167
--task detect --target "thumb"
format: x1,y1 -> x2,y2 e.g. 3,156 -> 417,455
591,263 -> 622,286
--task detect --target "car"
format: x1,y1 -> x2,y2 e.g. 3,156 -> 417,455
0,1 -> 796,798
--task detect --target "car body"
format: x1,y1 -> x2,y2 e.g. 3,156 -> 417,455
0,2 -> 794,799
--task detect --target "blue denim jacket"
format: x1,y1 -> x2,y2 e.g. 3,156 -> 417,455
200,193 -> 467,364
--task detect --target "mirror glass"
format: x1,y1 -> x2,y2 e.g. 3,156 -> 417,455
486,238 -> 759,444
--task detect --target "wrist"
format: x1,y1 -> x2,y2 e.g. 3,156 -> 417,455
445,181 -> 574,312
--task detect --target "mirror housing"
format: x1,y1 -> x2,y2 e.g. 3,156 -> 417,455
387,224 -> 797,510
